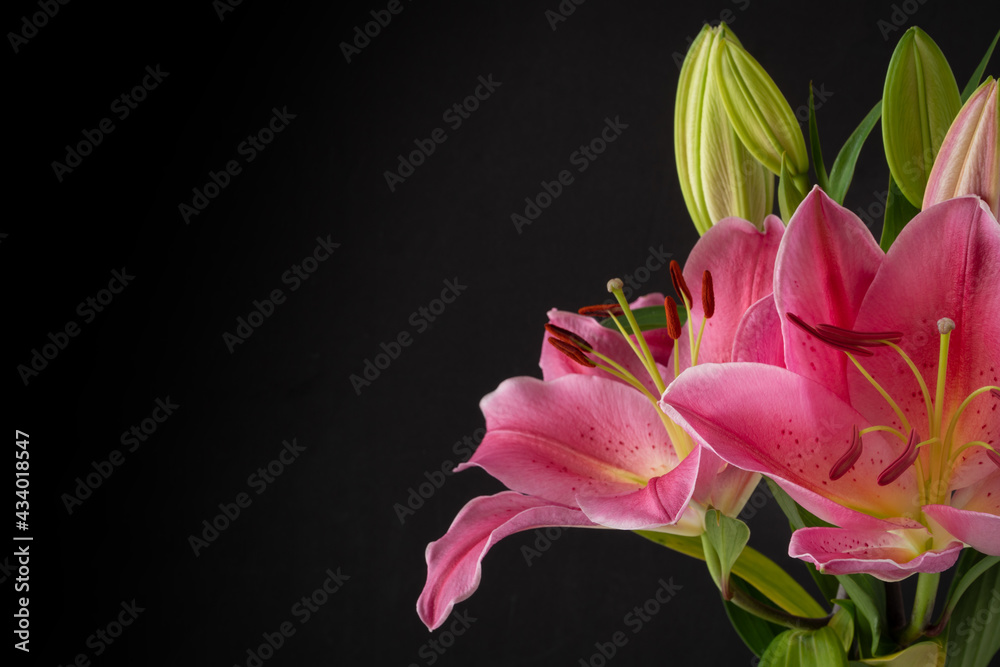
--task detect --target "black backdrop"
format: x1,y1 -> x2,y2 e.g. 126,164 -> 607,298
7,1 -> 999,665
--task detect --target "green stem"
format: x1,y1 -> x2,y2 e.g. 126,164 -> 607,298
728,588 -> 832,630
900,571 -> 940,645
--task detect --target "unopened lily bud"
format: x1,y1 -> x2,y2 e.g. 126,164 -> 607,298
923,78 -> 999,217
675,24 -> 773,234
711,32 -> 808,180
882,27 -> 962,208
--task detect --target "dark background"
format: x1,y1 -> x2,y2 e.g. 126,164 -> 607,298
6,1 -> 998,665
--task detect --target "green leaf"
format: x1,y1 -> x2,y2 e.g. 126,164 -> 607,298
702,509 -> 751,598
809,83 -> 830,191
761,627 -> 848,667
830,606 -> 856,654
961,29 -> 1000,102
942,553 -> 1000,625
879,174 -> 920,251
778,153 -> 807,221
882,27 -> 962,208
944,555 -> 1000,667
827,101 -> 883,204
725,576 -> 785,657
850,641 -> 943,666
837,574 -> 887,657
597,304 -> 686,334
636,530 -> 827,618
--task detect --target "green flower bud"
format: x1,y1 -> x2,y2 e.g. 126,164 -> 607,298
675,25 -> 773,234
882,27 -> 962,209
712,33 -> 809,179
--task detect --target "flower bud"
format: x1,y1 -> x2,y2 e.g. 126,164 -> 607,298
711,32 -> 808,180
675,25 -> 773,234
882,27 -> 962,208
923,78 -> 999,217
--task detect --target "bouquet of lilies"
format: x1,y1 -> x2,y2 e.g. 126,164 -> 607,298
417,23 -> 1000,666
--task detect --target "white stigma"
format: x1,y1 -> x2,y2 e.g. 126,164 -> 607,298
937,318 -> 956,335
607,278 -> 624,292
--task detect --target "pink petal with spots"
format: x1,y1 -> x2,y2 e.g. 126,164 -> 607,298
789,526 -> 963,581
661,363 -> 919,527
850,197 -> 1000,490
463,375 -> 677,507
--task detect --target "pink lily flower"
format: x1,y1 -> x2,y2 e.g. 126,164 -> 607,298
417,215 -> 783,630
661,187 -> 1000,581
923,78 -> 999,217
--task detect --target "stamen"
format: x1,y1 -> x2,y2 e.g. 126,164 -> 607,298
578,304 -> 624,317
813,323 -> 903,346
988,449 -> 1000,470
785,312 -> 873,356
830,425 -> 864,480
664,297 -> 682,340
546,337 -> 596,368
670,261 -> 692,306
702,270 -> 715,319
877,429 -> 920,486
544,324 -> 593,351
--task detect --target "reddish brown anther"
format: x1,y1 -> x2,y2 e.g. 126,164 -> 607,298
987,449 -> 1000,470
544,323 -> 593,351
547,337 -> 596,368
702,270 -> 715,319
814,323 -> 903,347
830,425 -> 864,481
786,312 -> 873,357
665,296 -> 682,340
578,304 -> 625,318
877,429 -> 920,486
669,260 -> 692,306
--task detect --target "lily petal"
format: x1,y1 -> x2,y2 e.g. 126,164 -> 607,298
465,375 -> 676,507
417,492 -> 597,630
924,470 -> 1000,555
732,293 -> 785,366
661,363 -> 919,528
576,444 -> 722,531
789,526 -> 963,581
851,196 -> 1000,489
675,214 -> 784,369
774,187 -> 883,399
